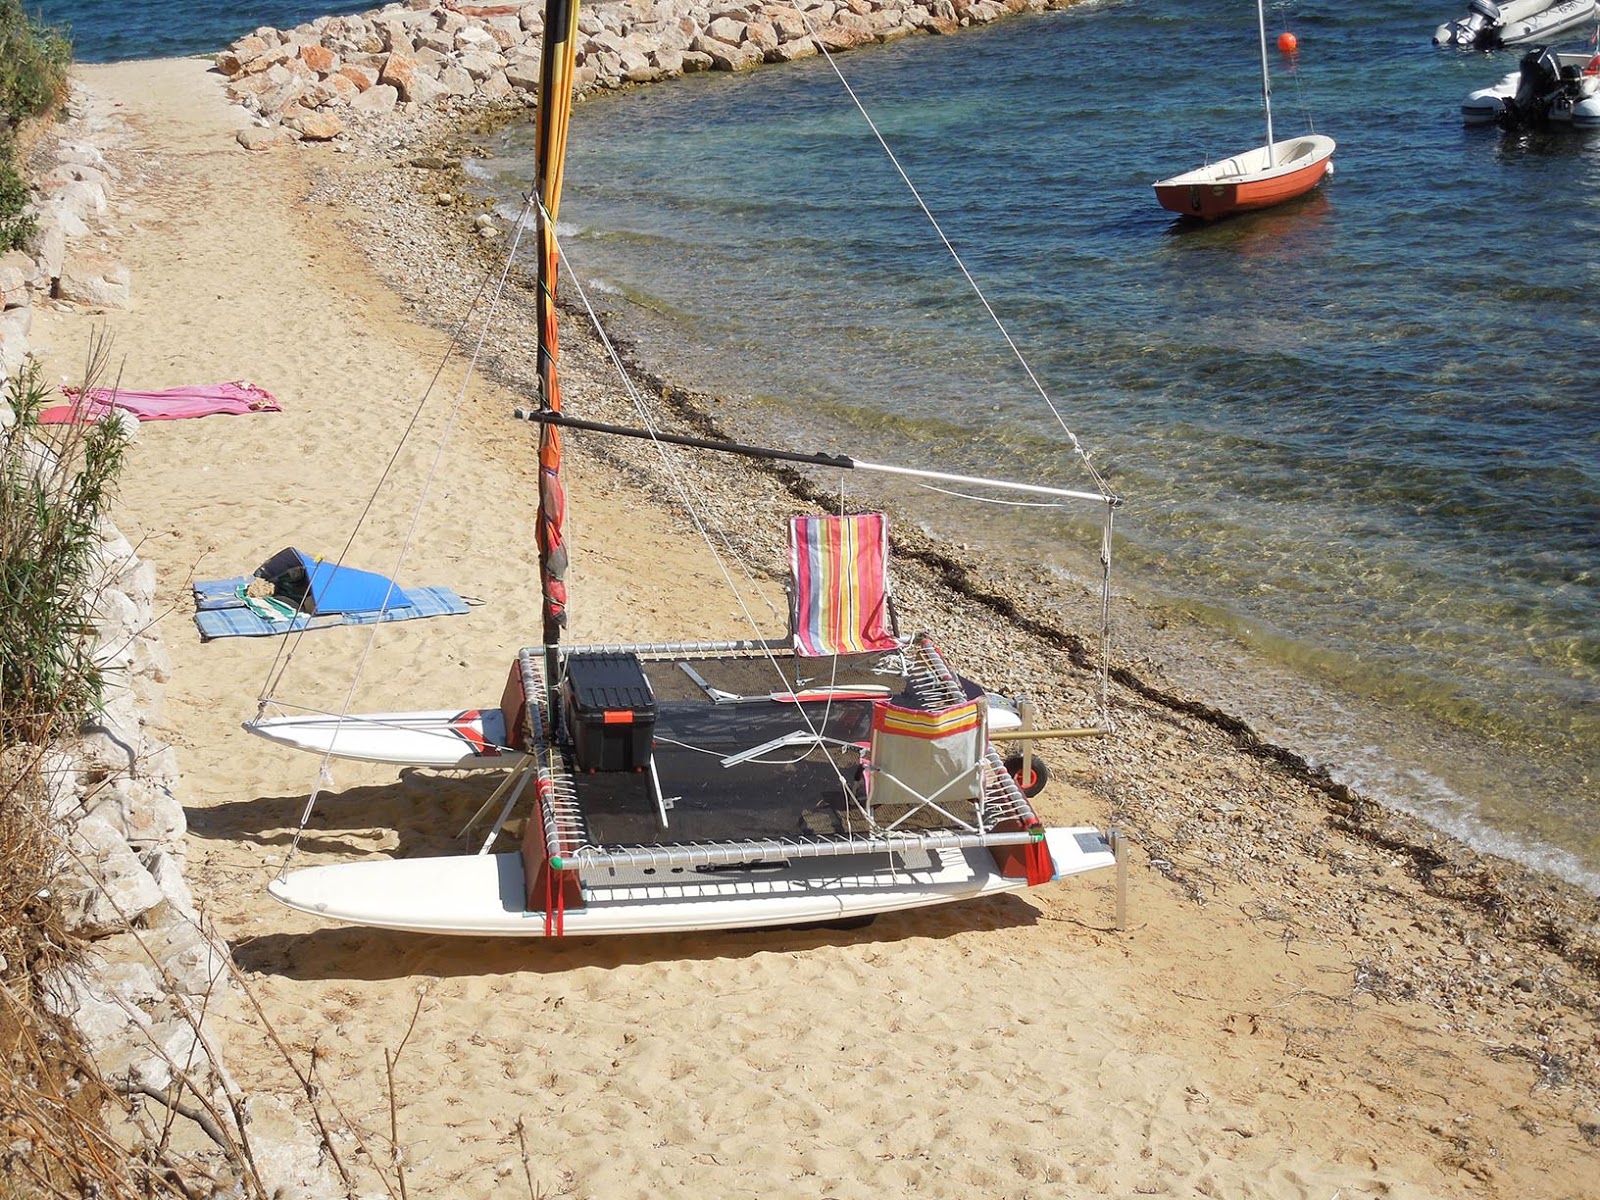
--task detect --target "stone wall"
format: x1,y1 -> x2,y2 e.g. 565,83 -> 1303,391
2,87 -> 331,1198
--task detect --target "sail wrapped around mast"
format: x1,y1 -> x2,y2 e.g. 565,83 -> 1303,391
534,0 -> 580,640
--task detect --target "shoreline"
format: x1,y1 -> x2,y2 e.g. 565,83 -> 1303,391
454,69 -> 1599,897
31,40 -> 1600,1198
319,76 -> 1600,1029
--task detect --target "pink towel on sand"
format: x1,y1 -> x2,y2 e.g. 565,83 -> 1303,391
40,381 -> 282,423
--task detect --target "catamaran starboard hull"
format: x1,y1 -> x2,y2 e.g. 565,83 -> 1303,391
246,708 -> 521,769
1153,134 -> 1335,221
246,692 -> 1023,770
266,827 -> 1116,937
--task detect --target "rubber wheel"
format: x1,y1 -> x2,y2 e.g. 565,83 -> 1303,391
1003,753 -> 1050,798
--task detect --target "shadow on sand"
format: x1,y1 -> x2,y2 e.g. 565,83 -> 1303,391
232,892 -> 1046,983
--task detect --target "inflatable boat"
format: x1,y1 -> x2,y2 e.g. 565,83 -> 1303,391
1435,0 -> 1598,47
1461,45 -> 1600,125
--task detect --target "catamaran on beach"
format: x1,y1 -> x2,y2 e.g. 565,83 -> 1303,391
250,0 -> 1129,937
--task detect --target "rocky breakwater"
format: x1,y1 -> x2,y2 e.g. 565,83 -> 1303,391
219,0 -> 1083,145
3,87 -> 330,1197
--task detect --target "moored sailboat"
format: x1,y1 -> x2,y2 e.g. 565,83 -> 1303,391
1153,0 -> 1335,220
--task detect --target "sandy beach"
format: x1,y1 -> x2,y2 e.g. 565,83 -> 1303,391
29,53 -> 1600,1198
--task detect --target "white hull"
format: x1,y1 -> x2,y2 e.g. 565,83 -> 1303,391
246,708 -> 523,768
268,827 -> 1116,937
1153,135 -> 1335,220
1501,0 -> 1599,42
247,697 -> 1022,768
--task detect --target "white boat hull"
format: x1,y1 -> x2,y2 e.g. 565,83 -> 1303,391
1462,49 -> 1600,126
1500,0 -> 1599,43
246,708 -> 522,768
247,696 -> 1021,767
1435,0 -> 1598,45
267,826 -> 1116,937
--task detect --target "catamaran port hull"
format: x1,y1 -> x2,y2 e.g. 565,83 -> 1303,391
248,708 -> 522,768
267,828 -> 1116,937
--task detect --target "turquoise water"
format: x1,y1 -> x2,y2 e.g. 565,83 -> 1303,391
467,1 -> 1600,888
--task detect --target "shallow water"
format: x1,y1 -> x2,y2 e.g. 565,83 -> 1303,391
467,1 -> 1599,888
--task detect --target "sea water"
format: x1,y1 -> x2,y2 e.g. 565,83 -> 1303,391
33,0 -> 1599,889
28,0 -> 378,63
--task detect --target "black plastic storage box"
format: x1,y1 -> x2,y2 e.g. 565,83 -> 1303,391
562,652 -> 657,772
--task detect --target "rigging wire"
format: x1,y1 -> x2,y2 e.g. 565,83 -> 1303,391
789,20 -> 1119,735
1270,1 -> 1323,138
800,11 -> 1116,504
279,193 -> 544,873
253,196 -> 539,713
546,211 -> 865,802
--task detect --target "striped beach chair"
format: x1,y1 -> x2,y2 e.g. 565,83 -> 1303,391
787,512 -> 900,659
864,697 -> 988,829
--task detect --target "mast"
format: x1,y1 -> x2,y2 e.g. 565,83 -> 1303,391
533,0 -> 581,659
1256,0 -> 1275,166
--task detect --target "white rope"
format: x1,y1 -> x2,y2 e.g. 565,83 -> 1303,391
913,483 -> 1068,507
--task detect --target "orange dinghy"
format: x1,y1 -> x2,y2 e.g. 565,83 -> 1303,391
1153,0 -> 1335,222
1153,134 -> 1336,220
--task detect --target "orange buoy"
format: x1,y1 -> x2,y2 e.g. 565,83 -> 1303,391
1277,30 -> 1299,53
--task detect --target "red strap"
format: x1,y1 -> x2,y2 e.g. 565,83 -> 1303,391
1024,824 -> 1053,887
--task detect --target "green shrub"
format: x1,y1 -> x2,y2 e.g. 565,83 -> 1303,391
0,0 -> 71,129
0,146 -> 33,250
0,349 -> 127,746
0,0 -> 71,251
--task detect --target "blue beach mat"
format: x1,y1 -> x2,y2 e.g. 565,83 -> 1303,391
193,549 -> 469,640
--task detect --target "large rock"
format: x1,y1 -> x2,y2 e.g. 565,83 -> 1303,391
216,33 -> 272,73
504,60 -> 542,91
57,813 -> 166,935
84,775 -> 186,850
238,125 -> 294,151
56,252 -> 132,309
140,918 -> 228,998
299,42 -> 339,74
285,108 -> 345,140
349,84 -> 401,115
379,52 -> 430,102
40,961 -> 153,1055
23,218 -> 65,283
0,252 -> 38,306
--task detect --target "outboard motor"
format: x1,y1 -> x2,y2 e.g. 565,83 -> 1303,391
1435,0 -> 1499,48
1502,45 -> 1563,126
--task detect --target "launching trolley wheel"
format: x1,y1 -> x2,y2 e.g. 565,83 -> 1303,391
1003,753 -> 1049,798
